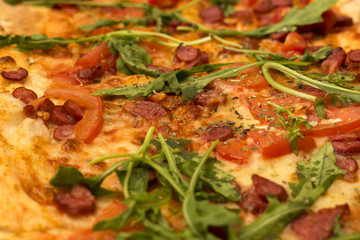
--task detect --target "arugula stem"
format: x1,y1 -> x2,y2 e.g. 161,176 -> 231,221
183,140 -> 219,235
90,153 -> 140,165
188,140 -> 219,193
174,0 -> 202,13
262,62 -> 318,102
212,35 -> 243,49
123,127 -> 155,198
21,0 -> 147,8
143,155 -> 186,197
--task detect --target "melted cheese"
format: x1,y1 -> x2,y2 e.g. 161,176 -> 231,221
0,0 -> 359,239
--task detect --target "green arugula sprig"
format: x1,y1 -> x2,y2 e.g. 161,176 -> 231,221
0,29 -> 211,51
51,126 -> 241,238
262,61 -> 360,103
93,62 -> 263,101
178,0 -> 337,37
267,101 -> 315,155
238,143 -> 345,240
327,216 -> 360,240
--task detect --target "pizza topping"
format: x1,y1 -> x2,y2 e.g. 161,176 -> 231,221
253,0 -> 273,14
50,106 -> 77,126
23,105 -> 37,119
174,44 -> 209,68
64,100 -> 86,121
1,67 -> 28,81
321,47 -> 347,74
54,183 -> 96,216
331,141 -> 360,156
12,87 -> 38,104
336,157 -> 358,182
202,124 -> 234,142
240,175 -> 288,214
123,101 -> 170,120
272,0 -> 293,7
252,174 -> 288,202
146,64 -> 173,74
38,98 -> 55,113
291,204 -> 350,240
238,143 -> 345,239
76,67 -> 97,80
335,15 -> 353,28
239,187 -> 269,214
348,49 -> 360,63
199,6 -> 224,24
53,125 -> 75,141
193,90 -> 227,107
270,32 -> 288,42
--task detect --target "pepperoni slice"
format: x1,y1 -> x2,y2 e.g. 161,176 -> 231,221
64,99 -> 86,121
348,49 -> 360,63
202,125 -> 234,142
193,90 -> 227,107
199,6 -> 224,24
38,98 -> 55,112
50,106 -> 77,125
271,0 -> 292,7
253,0 -> 273,14
291,205 -> 350,240
321,47 -> 347,74
175,45 -> 200,62
336,157 -> 358,182
12,87 -> 38,104
53,125 -> 75,141
252,174 -> 288,202
53,183 -> 95,216
1,68 -> 28,81
123,101 -> 170,120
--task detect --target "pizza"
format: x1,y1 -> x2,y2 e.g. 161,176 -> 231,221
0,0 -> 360,239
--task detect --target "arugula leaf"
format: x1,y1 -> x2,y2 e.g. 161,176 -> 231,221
327,216 -> 360,240
209,0 -> 238,16
93,188 -> 172,231
93,62 -> 262,102
298,46 -> 333,62
183,140 -> 241,236
50,166 -> 115,196
0,34 -> 72,51
241,0 -> 337,37
289,143 -> 346,198
314,96 -> 327,119
238,143 -> 345,240
79,18 -> 149,31
116,167 -> 150,195
262,61 -> 360,103
108,39 -> 160,77
267,101 -> 313,154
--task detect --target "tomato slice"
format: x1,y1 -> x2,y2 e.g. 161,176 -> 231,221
248,130 -> 316,159
148,0 -> 179,8
301,106 -> 360,137
282,32 -> 308,54
44,87 -> 103,143
273,7 -> 291,23
215,139 -> 251,164
75,43 -> 116,71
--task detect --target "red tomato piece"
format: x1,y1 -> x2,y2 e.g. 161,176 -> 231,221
282,32 -> 308,54
273,7 -> 291,23
301,106 -> 360,137
149,0 -> 179,8
248,130 -> 316,159
44,87 -> 103,144
215,138 -> 252,164
239,66 -> 269,90
75,43 -> 116,71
